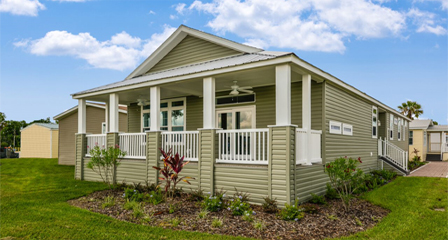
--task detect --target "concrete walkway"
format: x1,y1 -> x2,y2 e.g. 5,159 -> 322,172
408,162 -> 448,178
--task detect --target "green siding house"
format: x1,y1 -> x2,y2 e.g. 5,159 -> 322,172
72,25 -> 411,205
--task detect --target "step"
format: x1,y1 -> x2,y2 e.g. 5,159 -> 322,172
426,154 -> 442,161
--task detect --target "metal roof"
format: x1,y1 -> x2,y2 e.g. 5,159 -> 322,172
427,125 -> 448,132
72,52 -> 285,96
409,119 -> 433,129
21,123 -> 59,132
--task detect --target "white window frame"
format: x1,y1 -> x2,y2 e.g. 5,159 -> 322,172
141,97 -> 186,132
343,123 -> 353,136
409,130 -> 413,145
372,106 -> 378,139
101,122 -> 106,134
215,105 -> 256,129
329,121 -> 342,134
389,114 -> 394,140
398,118 -> 402,141
403,121 -> 407,140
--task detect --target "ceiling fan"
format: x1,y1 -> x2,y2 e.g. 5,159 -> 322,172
229,81 -> 253,95
137,98 -> 150,106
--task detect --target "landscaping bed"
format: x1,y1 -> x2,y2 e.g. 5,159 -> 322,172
69,189 -> 388,240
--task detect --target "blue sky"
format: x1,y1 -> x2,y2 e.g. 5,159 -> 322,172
1,0 -> 447,124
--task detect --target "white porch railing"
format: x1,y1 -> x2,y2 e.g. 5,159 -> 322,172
295,128 -> 322,165
217,129 -> 269,164
119,133 -> 146,159
378,137 -> 408,171
85,134 -> 107,156
161,131 -> 199,161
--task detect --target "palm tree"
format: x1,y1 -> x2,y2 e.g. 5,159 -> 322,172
398,101 -> 423,120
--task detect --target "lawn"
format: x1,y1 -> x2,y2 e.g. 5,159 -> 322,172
1,158 -> 447,240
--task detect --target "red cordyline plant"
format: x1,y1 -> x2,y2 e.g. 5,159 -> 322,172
153,148 -> 194,199
325,156 -> 364,211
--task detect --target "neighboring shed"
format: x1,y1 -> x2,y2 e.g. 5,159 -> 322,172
54,103 -> 128,165
20,123 -> 59,158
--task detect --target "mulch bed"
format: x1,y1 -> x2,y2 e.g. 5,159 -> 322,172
69,190 -> 388,240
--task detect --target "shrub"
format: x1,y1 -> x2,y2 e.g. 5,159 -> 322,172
145,188 -> 164,205
278,199 -> 305,221
309,193 -> 327,205
300,203 -> 319,214
325,183 -> 339,199
211,217 -> 223,228
123,200 -> 139,211
233,188 -> 250,202
242,210 -> 254,222
262,196 -> 278,213
201,192 -> 225,212
102,196 -> 115,209
197,209 -> 209,219
371,169 -> 397,181
228,197 -> 252,216
132,203 -> 144,218
187,188 -> 205,202
253,220 -> 265,230
325,156 -> 364,211
123,188 -> 144,202
168,203 -> 180,214
86,145 -> 126,189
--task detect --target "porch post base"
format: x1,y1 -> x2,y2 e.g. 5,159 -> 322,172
198,129 -> 216,194
146,131 -> 161,186
75,133 -> 86,180
107,133 -> 119,185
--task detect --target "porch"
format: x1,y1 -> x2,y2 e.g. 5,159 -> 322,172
75,64 -> 326,205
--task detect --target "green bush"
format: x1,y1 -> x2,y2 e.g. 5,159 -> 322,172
300,203 -> 319,214
201,192 -> 225,212
187,188 -> 205,202
123,188 -> 144,202
309,193 -> 326,205
123,200 -> 139,211
102,196 -> 115,209
145,188 -> 164,205
227,197 -> 252,216
371,169 -> 397,181
278,199 -> 305,221
262,196 -> 278,213
325,183 -> 339,199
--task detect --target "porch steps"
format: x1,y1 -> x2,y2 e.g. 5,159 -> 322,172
426,154 -> 442,161
380,156 -> 410,175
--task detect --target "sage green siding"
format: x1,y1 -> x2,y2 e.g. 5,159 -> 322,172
186,96 -> 203,131
146,132 -> 161,184
116,160 -> 147,184
198,130 -> 216,193
378,112 -> 387,139
176,163 -> 199,191
147,35 -> 240,74
385,112 -> 409,151
128,103 -> 141,133
295,164 -> 329,202
83,157 -> 102,182
74,134 -> 86,179
215,165 -> 268,204
324,82 -> 378,171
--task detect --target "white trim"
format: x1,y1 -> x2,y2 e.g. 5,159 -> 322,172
372,106 -> 378,139
215,105 -> 256,130
216,93 -> 256,106
54,102 -> 126,120
109,93 -> 119,132
329,121 -> 342,134
141,97 -> 187,132
389,114 -> 394,140
275,64 -> 291,126
343,124 -> 353,136
203,77 -> 216,129
78,99 -> 86,134
150,86 -> 161,131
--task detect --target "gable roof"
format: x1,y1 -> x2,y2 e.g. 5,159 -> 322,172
21,123 -> 59,132
53,102 -> 127,120
427,125 -> 448,132
409,119 -> 434,129
126,25 -> 263,79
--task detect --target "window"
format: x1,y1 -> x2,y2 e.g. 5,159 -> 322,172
216,94 -> 255,105
329,121 -> 342,134
141,98 -> 186,132
409,131 -> 413,145
423,131 -> 427,146
403,121 -> 407,140
389,114 -> 394,140
372,106 -> 378,138
398,119 -> 402,141
343,124 -> 353,136
216,106 -> 255,130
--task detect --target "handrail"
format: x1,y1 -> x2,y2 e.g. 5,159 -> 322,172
118,133 -> 146,159
161,131 -> 199,161
378,137 -> 408,171
85,134 -> 107,156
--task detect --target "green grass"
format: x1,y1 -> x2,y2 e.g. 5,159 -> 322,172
1,158 -> 447,240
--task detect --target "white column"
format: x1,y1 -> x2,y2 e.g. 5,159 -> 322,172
302,73 -> 312,165
105,102 -> 109,133
150,86 -> 160,131
109,93 -> 119,133
78,99 -> 86,134
275,64 -> 291,126
203,77 -> 216,129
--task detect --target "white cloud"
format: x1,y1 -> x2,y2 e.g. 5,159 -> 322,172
0,0 -> 45,16
15,25 -> 177,71
149,10 -> 156,14
170,14 -> 178,20
50,0 -> 88,2
187,0 -> 407,52
416,0 -> 448,10
175,3 -> 187,14
408,8 -> 447,35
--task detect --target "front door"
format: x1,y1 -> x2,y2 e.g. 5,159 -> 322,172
430,133 -> 441,152
216,106 -> 256,159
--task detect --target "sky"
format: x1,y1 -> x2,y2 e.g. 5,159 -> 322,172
1,0 -> 447,124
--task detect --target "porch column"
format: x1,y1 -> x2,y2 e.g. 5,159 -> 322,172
78,99 -> 86,134
275,65 -> 291,125
302,74 -> 312,165
150,86 -> 160,131
109,93 -> 119,133
105,102 -> 109,133
203,77 -> 216,129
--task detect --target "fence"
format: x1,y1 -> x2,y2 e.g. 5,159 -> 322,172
161,131 -> 199,161
85,134 -> 107,156
118,133 -> 147,159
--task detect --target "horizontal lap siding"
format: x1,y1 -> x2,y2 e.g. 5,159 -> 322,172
186,96 -> 203,131
271,127 -> 294,205
291,81 -> 323,130
127,103 -> 141,133
295,164 -> 329,201
215,166 -> 268,204
116,160 -> 147,184
386,112 -> 409,151
83,158 -> 103,182
176,163 -> 199,191
147,35 -> 240,74
325,82 -> 378,172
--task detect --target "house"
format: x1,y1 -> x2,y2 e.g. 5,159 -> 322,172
70,25 -> 411,205
54,102 -> 128,165
20,123 -> 59,158
409,119 -> 448,161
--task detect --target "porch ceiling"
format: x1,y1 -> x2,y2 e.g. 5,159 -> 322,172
83,66 -> 305,105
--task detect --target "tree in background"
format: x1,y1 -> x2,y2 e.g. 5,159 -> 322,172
28,117 -> 52,125
1,120 -> 27,148
0,112 -> 6,132
433,121 -> 438,125
398,101 -> 423,120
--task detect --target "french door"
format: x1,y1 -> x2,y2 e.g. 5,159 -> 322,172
216,106 -> 256,159
430,133 -> 441,152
